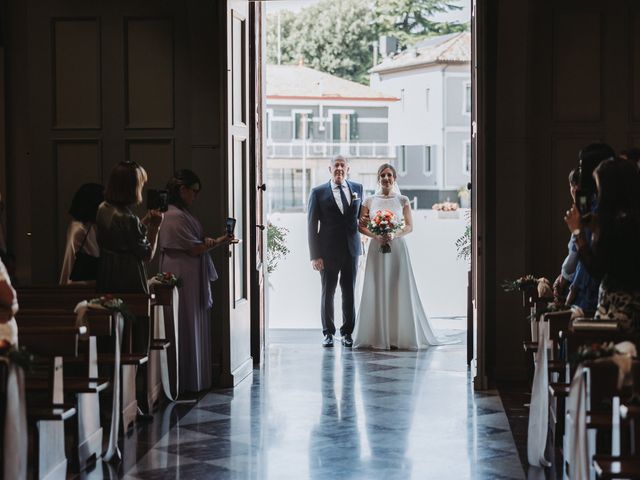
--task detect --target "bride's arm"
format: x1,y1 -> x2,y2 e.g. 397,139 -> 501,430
397,202 -> 414,238
358,205 -> 377,239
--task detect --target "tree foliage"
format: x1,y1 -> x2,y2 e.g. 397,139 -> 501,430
267,0 -> 468,84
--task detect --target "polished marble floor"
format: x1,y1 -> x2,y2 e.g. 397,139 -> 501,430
115,331 -> 524,480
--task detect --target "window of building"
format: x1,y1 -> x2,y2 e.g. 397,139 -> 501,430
463,140 -> 471,175
331,111 -> 358,142
423,145 -> 433,175
293,111 -> 312,140
425,88 -> 430,112
267,168 -> 311,212
265,109 -> 272,140
397,145 -> 407,176
463,82 -> 471,114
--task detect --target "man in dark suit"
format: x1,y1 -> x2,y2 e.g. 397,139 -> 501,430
307,155 -> 363,347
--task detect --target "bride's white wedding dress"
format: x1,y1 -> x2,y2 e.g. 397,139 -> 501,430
353,194 -> 455,350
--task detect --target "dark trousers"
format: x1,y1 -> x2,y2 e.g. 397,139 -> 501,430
320,253 -> 358,336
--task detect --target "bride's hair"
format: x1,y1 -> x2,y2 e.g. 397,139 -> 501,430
377,163 -> 397,179
375,163 -> 401,196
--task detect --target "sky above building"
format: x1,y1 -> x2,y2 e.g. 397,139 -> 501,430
265,0 -> 471,24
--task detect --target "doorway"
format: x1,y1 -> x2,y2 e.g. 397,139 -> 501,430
256,0 -> 473,358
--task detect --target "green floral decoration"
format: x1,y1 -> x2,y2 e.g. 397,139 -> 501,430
501,275 -> 538,293
456,210 -> 471,262
0,341 -> 34,373
267,223 -> 290,274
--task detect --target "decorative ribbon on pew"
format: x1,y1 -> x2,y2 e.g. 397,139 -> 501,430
0,355 -> 27,479
74,301 -> 123,462
103,312 -> 122,462
153,289 -> 179,401
527,319 -> 552,467
566,367 -> 589,480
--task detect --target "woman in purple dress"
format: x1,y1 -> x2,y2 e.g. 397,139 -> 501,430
158,170 -> 234,393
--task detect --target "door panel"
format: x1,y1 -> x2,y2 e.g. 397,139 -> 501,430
225,0 -> 253,384
17,0 -> 185,283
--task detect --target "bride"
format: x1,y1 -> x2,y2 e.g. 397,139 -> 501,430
353,163 -> 455,349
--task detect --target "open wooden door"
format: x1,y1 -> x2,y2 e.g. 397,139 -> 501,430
223,0 -> 254,386
471,0 -> 488,390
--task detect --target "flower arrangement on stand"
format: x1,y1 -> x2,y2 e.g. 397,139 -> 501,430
89,295 -> 136,323
432,201 -> 460,219
570,342 -> 617,370
367,209 -> 405,254
0,341 -> 33,372
501,275 -> 539,292
153,272 -> 183,288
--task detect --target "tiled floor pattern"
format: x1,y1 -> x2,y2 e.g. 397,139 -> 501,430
115,331 -> 524,480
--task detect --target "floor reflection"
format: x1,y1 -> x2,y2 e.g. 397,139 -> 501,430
120,331 -> 524,480
309,349 -> 361,479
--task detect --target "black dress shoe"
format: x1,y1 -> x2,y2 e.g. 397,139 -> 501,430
342,334 -> 353,348
322,334 -> 334,347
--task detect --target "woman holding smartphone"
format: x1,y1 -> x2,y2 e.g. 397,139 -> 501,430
97,161 -> 163,293
159,169 -> 234,394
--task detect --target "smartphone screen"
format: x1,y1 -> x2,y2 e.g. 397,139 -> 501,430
226,217 -> 236,235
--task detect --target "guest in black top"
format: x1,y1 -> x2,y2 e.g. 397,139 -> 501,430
565,158 -> 640,330
96,161 -> 163,294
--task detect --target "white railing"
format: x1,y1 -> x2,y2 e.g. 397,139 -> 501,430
266,141 -> 395,159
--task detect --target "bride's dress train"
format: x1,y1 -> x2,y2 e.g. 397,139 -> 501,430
352,194 -> 457,350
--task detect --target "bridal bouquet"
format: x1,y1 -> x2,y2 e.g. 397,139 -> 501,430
368,209 -> 405,254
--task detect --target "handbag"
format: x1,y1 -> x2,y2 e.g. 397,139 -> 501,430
69,225 -> 99,281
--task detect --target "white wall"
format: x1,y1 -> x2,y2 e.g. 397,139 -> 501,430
267,210 -> 469,330
371,66 -> 444,148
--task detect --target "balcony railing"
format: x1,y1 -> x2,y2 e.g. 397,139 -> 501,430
266,141 -> 395,159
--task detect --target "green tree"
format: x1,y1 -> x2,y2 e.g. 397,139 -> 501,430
267,0 -> 468,84
268,0 -> 377,84
266,9 -> 297,66
373,0 -> 467,46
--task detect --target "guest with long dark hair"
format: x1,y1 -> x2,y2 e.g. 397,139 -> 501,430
59,183 -> 104,284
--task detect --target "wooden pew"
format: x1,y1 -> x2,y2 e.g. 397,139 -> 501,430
17,310 -> 111,472
17,287 -> 153,432
18,324 -> 82,479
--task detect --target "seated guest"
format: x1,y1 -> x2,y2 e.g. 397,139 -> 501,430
96,161 -> 163,293
0,191 -> 6,258
620,147 -> 640,169
553,168 -> 580,302
565,158 -> 640,331
59,183 -> 104,284
0,257 -> 17,344
564,143 -> 615,312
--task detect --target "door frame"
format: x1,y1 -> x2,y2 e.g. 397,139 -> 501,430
249,0 -> 266,364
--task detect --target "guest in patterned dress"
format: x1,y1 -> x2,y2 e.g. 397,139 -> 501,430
158,170 -> 235,393
565,158 -> 640,331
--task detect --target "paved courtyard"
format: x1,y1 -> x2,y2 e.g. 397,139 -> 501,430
267,209 -> 469,331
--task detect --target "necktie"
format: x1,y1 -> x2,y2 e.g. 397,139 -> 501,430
338,185 -> 349,214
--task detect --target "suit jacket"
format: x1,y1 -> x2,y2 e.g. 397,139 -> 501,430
307,180 -> 363,263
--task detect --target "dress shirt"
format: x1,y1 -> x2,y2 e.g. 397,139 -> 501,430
330,181 -> 351,214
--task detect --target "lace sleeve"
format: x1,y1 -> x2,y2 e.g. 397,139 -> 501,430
363,196 -> 373,209
400,195 -> 410,208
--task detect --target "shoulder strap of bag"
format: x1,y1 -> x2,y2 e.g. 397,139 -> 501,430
76,224 -> 92,257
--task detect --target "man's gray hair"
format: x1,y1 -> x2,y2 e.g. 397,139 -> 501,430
330,155 -> 348,165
